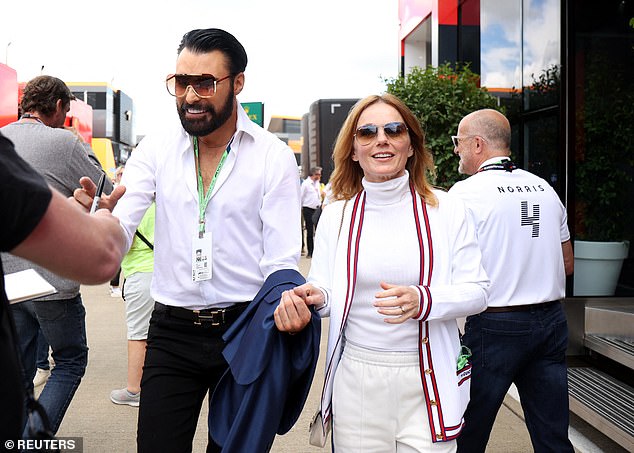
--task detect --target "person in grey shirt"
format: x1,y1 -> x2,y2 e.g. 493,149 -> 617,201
1,75 -> 112,438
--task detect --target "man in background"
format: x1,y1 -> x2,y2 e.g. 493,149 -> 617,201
0,131 -> 124,445
1,75 -> 113,438
449,109 -> 574,453
300,166 -> 323,258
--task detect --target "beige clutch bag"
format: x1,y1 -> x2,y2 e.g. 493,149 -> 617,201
308,409 -> 331,448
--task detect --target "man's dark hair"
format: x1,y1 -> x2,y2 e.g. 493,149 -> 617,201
20,76 -> 75,116
177,28 -> 248,75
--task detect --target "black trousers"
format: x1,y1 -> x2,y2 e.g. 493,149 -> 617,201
0,303 -> 24,444
137,303 -> 243,453
302,206 -> 317,256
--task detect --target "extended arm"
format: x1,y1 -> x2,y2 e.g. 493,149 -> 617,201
12,189 -> 126,285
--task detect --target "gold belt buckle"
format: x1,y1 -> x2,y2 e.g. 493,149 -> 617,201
192,308 -> 225,326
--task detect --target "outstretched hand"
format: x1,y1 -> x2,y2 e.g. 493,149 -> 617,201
73,176 -> 126,212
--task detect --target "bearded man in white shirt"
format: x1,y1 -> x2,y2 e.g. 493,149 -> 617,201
74,28 -> 315,453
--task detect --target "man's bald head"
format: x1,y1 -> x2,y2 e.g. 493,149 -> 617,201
459,109 -> 511,153
454,109 -> 512,175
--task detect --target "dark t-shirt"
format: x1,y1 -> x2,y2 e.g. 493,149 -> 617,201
0,132 -> 52,443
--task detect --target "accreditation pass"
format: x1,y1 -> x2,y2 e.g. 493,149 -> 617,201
192,232 -> 212,281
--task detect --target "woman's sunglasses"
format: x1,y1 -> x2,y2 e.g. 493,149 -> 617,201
354,122 -> 409,146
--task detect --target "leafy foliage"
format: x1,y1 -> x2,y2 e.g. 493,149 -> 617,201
526,65 -> 561,110
384,64 -> 500,189
575,50 -> 634,241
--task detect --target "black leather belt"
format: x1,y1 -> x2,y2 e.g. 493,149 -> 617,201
158,302 -> 249,326
484,300 -> 560,313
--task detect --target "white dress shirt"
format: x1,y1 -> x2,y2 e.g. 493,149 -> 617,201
113,105 -> 301,309
300,177 -> 322,209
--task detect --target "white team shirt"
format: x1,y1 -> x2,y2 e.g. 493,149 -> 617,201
113,105 -> 301,309
449,157 -> 570,307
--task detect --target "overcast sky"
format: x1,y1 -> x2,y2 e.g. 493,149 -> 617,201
1,0 -> 400,137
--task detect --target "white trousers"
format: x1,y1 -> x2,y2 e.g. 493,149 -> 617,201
332,342 -> 457,453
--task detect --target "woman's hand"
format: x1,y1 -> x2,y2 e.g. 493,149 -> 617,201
292,283 -> 325,308
374,281 -> 419,324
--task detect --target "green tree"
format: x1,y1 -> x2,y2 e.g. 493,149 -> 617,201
384,64 -> 500,188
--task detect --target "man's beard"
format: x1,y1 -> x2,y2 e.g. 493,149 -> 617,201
177,89 -> 234,137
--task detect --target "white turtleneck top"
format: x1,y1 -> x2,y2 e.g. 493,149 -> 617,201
344,173 -> 421,352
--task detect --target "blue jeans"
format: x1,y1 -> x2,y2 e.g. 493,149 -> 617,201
11,295 -> 88,437
35,329 -> 50,370
457,302 -> 574,453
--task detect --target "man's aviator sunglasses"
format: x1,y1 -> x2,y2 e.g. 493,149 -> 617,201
165,73 -> 231,98
354,122 -> 409,146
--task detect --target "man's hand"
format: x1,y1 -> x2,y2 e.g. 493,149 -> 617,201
73,176 -> 126,212
274,288 -> 314,334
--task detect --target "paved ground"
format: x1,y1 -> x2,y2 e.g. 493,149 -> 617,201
47,256 -> 620,452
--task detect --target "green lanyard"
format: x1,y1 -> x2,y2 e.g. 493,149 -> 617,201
194,136 -> 231,238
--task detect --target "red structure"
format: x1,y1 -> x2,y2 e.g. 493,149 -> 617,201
0,63 -> 18,127
65,99 -> 93,145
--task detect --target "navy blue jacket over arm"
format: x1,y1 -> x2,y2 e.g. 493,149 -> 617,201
209,269 -> 321,452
